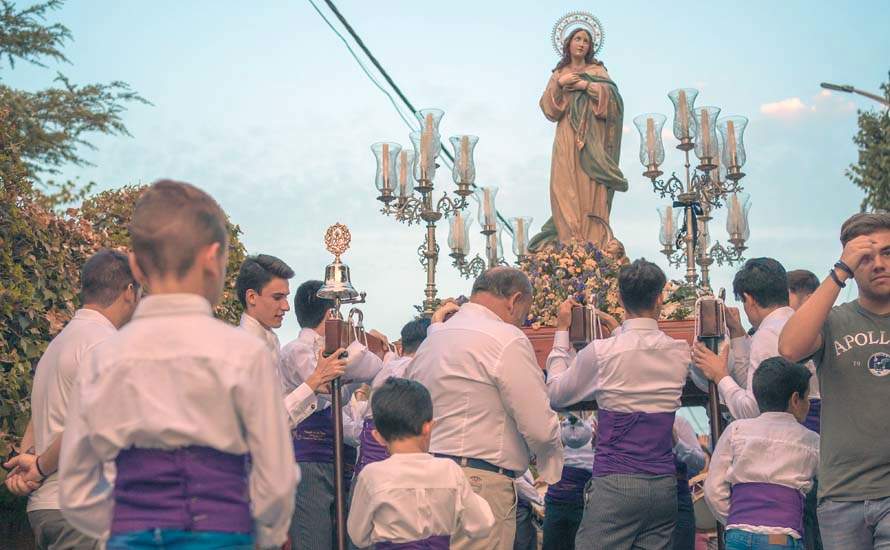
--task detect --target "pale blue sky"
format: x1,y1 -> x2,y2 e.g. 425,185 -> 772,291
9,1 -> 889,345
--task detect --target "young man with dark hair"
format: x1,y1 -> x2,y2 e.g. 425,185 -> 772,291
779,212 -> 890,550
3,249 -> 140,550
787,270 -> 820,311
546,259 -> 693,550
407,267 -> 562,550
705,357 -> 819,549
236,255 -> 345,430
280,279 -> 385,550
353,317 -> 431,479
57,180 -> 297,549
693,257 -> 796,420
347,377 -> 494,548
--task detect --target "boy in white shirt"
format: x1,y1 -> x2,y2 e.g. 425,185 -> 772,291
705,357 -> 819,549
58,180 -> 297,549
347,377 -> 495,548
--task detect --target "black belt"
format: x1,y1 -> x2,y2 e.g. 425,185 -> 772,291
434,454 -> 517,478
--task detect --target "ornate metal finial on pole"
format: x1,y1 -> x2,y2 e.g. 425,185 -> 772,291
316,222 -> 365,550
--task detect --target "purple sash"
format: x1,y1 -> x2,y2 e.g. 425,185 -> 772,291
592,410 -> 676,477
546,466 -> 592,505
293,408 -> 335,463
356,418 -> 390,477
292,407 -> 358,482
375,535 -> 450,549
803,399 -> 821,434
111,446 -> 251,535
728,482 -> 805,536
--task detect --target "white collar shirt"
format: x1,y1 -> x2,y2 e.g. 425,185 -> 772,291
58,294 -> 297,547
28,309 -> 116,512
239,312 -> 281,363
279,327 -> 383,412
546,318 -> 691,413
715,307 -> 821,420
405,303 -> 563,483
704,412 -> 819,539
239,314 -> 318,428
347,453 -> 495,547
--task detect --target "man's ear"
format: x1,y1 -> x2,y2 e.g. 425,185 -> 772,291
421,421 -> 433,438
245,288 -> 258,308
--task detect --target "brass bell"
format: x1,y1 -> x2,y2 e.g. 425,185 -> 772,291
317,259 -> 360,301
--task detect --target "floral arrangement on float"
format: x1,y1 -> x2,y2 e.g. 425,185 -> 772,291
519,239 -> 696,329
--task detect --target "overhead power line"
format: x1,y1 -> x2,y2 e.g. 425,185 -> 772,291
307,0 -> 514,234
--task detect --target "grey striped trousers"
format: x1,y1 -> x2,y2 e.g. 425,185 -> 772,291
290,462 -> 340,550
574,474 -> 677,550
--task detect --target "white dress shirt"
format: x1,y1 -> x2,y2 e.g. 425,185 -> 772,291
347,453 -> 495,547
546,318 -> 691,413
239,313 -> 318,429
406,303 -> 563,483
28,309 -> 117,512
673,415 -> 706,472
352,354 -> 414,421
59,294 -> 297,547
704,412 -> 819,538
279,327 -> 383,412
516,470 -> 543,506
715,307 -> 806,420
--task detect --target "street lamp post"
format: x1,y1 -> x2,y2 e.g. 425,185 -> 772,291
820,82 -> 890,107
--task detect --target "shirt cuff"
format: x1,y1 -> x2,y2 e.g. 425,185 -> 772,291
283,383 -> 318,427
554,331 -> 570,350
716,375 -> 740,399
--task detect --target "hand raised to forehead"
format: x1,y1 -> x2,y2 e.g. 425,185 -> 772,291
840,235 -> 879,273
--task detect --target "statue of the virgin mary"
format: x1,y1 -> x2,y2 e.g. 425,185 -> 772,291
529,13 -> 628,251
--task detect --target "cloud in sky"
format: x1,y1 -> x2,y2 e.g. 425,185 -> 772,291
760,91 -> 857,118
760,97 -> 810,117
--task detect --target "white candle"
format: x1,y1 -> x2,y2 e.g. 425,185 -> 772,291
727,119 -> 738,167
700,110 -> 711,158
665,206 -> 674,237
646,117 -> 656,165
399,150 -> 408,195
483,188 -> 494,226
678,90 -> 689,138
452,211 -> 465,253
420,114 -> 433,180
730,194 -> 741,232
460,136 -> 469,182
381,143 -> 390,191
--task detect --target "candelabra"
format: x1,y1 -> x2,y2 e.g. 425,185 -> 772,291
372,109 -> 532,315
634,88 -> 752,292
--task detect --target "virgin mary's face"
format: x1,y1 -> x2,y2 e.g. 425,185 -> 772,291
570,32 -> 590,58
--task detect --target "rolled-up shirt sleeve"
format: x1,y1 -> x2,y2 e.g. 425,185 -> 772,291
546,331 -> 599,409
59,370 -> 113,539
493,337 -> 563,484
